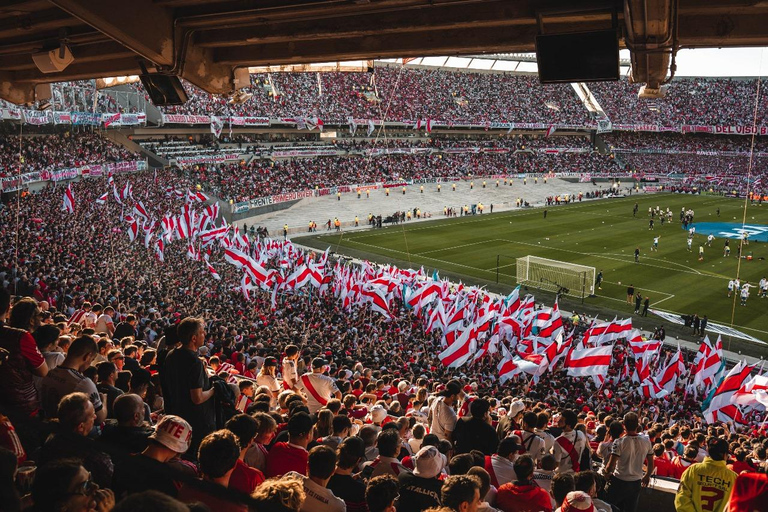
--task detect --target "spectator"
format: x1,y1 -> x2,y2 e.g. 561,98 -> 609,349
297,357 -> 342,414
573,471 -> 611,512
99,393 -> 153,454
225,413 -> 266,494
0,293 -> 48,451
430,380 -> 463,442
96,360 -> 123,419
112,414 -> 197,499
725,463 -> 768,512
602,412 -> 653,512
551,473 -> 576,511
244,411 -> 278,471
556,491 -> 594,512
495,455 -> 553,512
177,429 -> 248,511
41,335 -> 106,423
266,412 -> 314,477
366,474 -> 400,512
484,437 -> 523,488
328,436 -> 369,512
362,428 -> 410,479
675,437 -> 736,512
113,314 -> 138,341
28,459 -> 115,512
467,467 -> 498,512
398,445 -> 445,512
251,476 -> 307,512
441,474 -> 482,512
38,392 -> 114,488
453,398 -> 499,456
553,410 -> 588,474
161,317 -> 215,457
289,444 -> 346,512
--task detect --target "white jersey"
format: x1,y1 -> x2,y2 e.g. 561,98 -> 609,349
282,358 -> 298,389
708,235 -> 715,242
297,372 -> 339,414
728,280 -> 735,291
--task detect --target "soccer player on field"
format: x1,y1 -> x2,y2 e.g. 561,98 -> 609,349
651,236 -> 660,252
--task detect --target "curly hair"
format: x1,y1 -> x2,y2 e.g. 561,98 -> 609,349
251,476 -> 306,512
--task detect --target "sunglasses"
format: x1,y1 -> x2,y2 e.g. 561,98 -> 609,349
66,473 -> 98,496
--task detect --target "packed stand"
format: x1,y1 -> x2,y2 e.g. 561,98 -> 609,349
0,132 -> 138,177
603,132 -> 768,154
185,149 -> 618,203
590,77 -> 768,127
136,66 -> 592,126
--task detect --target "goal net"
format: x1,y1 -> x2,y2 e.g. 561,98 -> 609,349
516,255 -> 595,300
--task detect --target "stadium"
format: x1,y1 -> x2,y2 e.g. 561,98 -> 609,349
0,1 -> 767,511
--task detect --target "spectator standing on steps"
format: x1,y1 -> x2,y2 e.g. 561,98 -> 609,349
603,412 -> 653,512
161,317 -> 215,459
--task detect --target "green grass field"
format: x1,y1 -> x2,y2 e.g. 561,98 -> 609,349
296,193 -> 768,349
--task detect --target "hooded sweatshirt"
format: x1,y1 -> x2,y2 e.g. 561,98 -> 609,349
495,480 -> 553,512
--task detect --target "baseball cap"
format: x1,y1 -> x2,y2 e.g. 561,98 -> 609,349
311,357 -> 328,369
561,491 -> 595,512
509,400 -> 525,417
264,356 -> 278,367
150,415 -> 193,454
413,446 -> 443,479
370,404 -> 387,424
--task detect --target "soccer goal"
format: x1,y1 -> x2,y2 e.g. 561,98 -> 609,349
516,255 -> 595,301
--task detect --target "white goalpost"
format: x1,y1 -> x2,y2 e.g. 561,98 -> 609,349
516,255 -> 596,301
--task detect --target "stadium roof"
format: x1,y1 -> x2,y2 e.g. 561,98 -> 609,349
2,0 -> 768,104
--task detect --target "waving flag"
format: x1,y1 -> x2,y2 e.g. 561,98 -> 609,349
62,184 -> 75,213
655,347 -> 685,393
703,361 -> 755,424
154,239 -> 164,262
439,326 -> 477,368
96,192 -> 108,205
206,261 -> 221,281
732,371 -> 768,406
691,336 -> 724,393
188,190 -> 210,203
565,345 -> 613,383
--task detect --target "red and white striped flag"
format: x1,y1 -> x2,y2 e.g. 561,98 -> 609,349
545,125 -> 556,138
206,261 -> 221,281
691,336 -> 723,393
62,184 -> 75,213
95,192 -> 108,205
703,361 -> 755,424
655,347 -> 685,393
565,345 -> 613,382
439,326 -> 477,368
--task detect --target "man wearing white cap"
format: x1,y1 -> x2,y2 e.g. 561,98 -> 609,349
112,414 -> 197,499
398,446 -> 444,512
297,357 -> 341,414
557,491 -> 595,512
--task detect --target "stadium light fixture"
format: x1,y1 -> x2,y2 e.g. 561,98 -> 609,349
95,75 -> 140,89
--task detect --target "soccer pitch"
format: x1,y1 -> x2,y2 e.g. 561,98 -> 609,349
297,193 -> 768,344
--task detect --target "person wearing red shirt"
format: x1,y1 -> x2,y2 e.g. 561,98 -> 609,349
225,414 -> 265,494
652,444 -> 674,477
727,449 -> 756,475
496,455 -> 553,512
0,295 -> 48,452
265,412 -> 313,478
726,467 -> 768,512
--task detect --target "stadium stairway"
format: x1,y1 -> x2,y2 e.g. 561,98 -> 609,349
102,130 -> 168,169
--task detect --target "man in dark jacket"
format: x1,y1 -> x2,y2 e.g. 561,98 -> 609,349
452,398 -> 499,455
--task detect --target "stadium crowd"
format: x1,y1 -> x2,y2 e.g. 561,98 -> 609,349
183,150 -> 618,203
590,78 -> 768,127
0,132 -> 137,177
139,67 -> 591,126
0,169 -> 766,512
